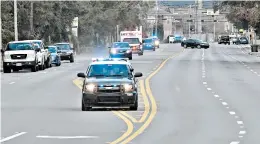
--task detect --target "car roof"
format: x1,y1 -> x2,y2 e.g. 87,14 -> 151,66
47,45 -> 57,48
90,61 -> 131,65
113,42 -> 129,44
8,40 -> 34,44
55,43 -> 70,45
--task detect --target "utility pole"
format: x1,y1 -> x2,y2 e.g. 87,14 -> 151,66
29,2 -> 34,38
14,0 -> 18,41
0,0 -> 2,49
188,5 -> 191,38
155,0 -> 158,36
116,25 -> 119,41
213,15 -> 216,42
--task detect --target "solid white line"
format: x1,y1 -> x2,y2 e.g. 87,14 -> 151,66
9,82 -> 15,84
36,136 -> 99,139
229,111 -> 236,115
239,131 -> 246,135
0,132 -> 27,142
222,102 -> 228,106
237,121 -> 244,125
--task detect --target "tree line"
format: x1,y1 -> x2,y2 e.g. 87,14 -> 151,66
214,1 -> 260,35
1,1 -> 154,52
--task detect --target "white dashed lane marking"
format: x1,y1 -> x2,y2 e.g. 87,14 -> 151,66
9,82 -> 15,84
201,49 -> 246,144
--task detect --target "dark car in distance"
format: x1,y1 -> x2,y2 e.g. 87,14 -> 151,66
181,39 -> 209,49
237,37 -> 249,44
54,43 -> 74,63
218,35 -> 230,45
142,38 -> 156,51
109,42 -> 132,60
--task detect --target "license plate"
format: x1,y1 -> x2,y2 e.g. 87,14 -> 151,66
16,63 -> 22,66
105,87 -> 113,89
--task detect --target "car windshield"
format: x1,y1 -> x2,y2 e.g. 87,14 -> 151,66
87,64 -> 130,78
48,47 -> 57,53
123,38 -> 140,44
55,44 -> 70,50
6,43 -> 34,51
32,41 -> 41,46
112,43 -> 129,48
144,39 -> 153,43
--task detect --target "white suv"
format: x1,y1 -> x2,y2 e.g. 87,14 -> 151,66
1,41 -> 42,73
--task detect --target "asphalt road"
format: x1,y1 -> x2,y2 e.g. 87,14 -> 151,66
1,43 -> 260,144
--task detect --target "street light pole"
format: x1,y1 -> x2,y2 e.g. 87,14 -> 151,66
0,0 -> 2,49
14,0 -> 18,41
155,0 -> 158,36
188,5 -> 191,38
213,15 -> 216,42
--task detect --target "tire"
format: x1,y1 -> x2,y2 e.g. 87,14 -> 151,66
153,47 -> 156,51
82,100 -> 91,111
138,52 -> 143,56
184,44 -> 187,48
31,65 -> 37,72
70,55 -> 74,63
228,43 -> 230,45
197,45 -> 201,49
129,56 -> 132,60
130,101 -> 138,111
3,66 -> 11,73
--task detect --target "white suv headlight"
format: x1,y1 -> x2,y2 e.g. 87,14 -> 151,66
4,54 -> 11,59
123,84 -> 133,92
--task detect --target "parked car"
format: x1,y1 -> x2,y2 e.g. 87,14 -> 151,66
54,43 -> 74,63
47,46 -> 61,66
181,39 -> 209,49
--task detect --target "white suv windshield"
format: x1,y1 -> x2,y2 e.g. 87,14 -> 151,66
6,43 -> 34,51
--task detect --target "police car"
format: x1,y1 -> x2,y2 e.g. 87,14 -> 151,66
77,58 -> 143,111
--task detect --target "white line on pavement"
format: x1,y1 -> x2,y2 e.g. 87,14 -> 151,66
222,102 -> 228,106
9,82 -> 15,84
0,132 -> 27,142
237,121 -> 244,125
239,131 -> 246,135
36,135 -> 99,139
230,141 -> 240,144
229,111 -> 236,115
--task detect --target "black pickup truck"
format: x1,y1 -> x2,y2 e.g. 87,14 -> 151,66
218,36 -> 230,45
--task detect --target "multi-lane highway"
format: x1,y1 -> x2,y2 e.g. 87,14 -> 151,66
1,43 -> 260,144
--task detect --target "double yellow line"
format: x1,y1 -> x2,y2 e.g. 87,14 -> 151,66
72,48 -> 184,144
110,49 -> 184,144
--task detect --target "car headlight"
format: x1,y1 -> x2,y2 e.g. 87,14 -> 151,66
123,84 -> 133,92
139,45 -> 143,49
84,83 -> 97,93
126,50 -> 131,53
4,54 -> 11,59
155,41 -> 159,45
111,49 -> 117,54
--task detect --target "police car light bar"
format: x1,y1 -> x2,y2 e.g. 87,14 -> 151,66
91,58 -> 129,62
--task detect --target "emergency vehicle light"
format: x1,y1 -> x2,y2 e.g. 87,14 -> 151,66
91,58 -> 129,62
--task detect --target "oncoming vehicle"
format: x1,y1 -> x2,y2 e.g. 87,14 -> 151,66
150,36 -> 160,48
54,43 -> 74,63
120,31 -> 143,56
109,42 -> 132,60
47,46 -> 61,66
218,35 -> 230,45
181,39 -> 209,49
1,41 -> 41,73
238,37 -> 249,44
142,38 -> 156,51
77,58 -> 143,111
123,38 -> 143,56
